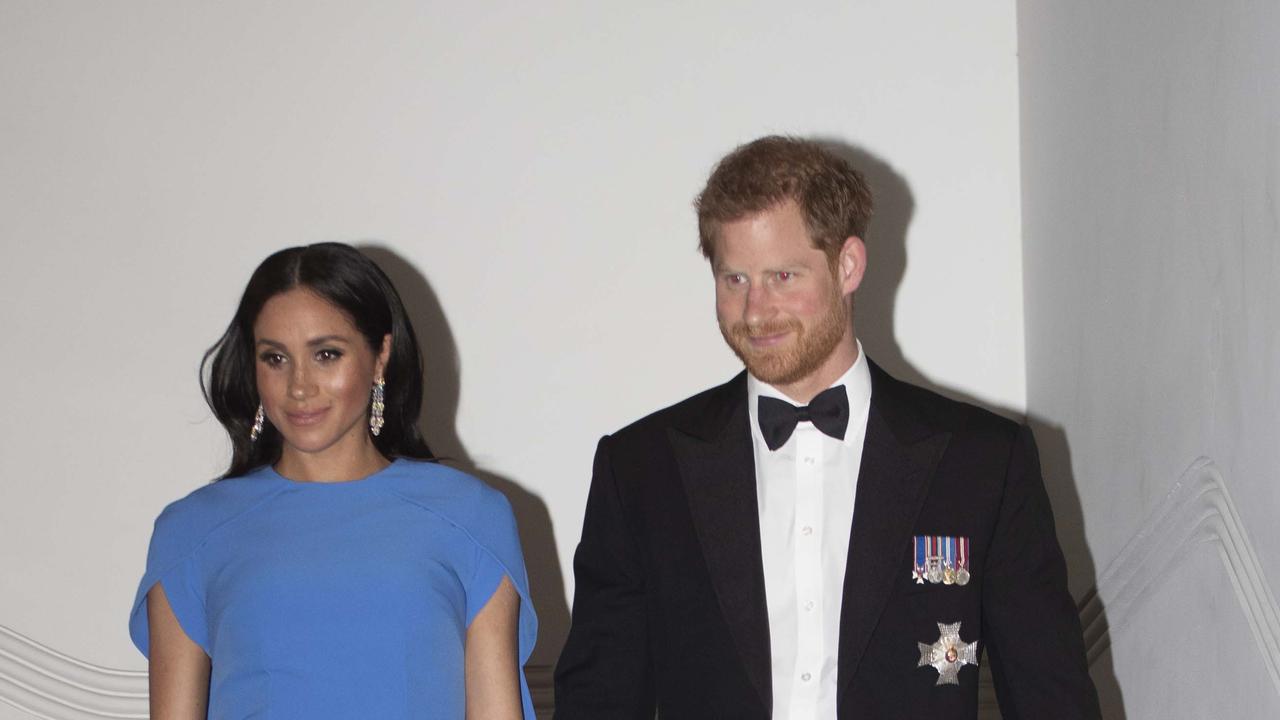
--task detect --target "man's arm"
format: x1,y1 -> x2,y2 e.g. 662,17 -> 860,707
554,435 -> 656,719
981,424 -> 1102,719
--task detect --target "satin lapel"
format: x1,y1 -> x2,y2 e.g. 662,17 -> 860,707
837,370 -> 950,695
668,383 -> 772,712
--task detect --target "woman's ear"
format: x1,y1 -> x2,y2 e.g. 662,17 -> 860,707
375,334 -> 392,379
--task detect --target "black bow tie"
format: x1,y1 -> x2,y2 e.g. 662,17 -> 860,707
757,385 -> 850,451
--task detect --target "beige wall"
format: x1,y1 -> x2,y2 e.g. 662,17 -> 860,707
1019,0 -> 1280,715
0,1 -> 1024,716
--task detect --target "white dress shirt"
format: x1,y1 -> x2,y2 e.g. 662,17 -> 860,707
747,341 -> 872,719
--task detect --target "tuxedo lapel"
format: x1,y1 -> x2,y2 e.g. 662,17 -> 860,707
668,374 -> 772,712
837,362 -> 951,697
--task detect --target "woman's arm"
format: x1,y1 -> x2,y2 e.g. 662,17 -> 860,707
465,575 -> 522,719
147,584 -> 210,719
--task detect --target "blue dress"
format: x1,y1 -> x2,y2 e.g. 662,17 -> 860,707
129,459 -> 538,719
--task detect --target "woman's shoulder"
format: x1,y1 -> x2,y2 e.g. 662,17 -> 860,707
381,459 -> 516,533
149,467 -> 284,554
384,460 -> 531,616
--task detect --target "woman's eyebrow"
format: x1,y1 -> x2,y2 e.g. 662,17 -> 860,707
306,335 -> 352,347
254,335 -> 352,349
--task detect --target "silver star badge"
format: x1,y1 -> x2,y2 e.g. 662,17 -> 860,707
917,621 -> 978,685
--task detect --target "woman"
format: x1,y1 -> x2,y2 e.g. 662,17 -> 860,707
129,243 -> 536,719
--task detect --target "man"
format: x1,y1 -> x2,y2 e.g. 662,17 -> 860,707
554,136 -> 1100,719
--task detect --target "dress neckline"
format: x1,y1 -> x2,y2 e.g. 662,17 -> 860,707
264,457 -> 405,488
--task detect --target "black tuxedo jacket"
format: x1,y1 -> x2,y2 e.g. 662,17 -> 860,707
555,361 -> 1101,719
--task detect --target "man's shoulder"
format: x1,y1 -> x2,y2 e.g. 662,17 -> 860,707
871,361 -> 1021,441
607,372 -> 746,442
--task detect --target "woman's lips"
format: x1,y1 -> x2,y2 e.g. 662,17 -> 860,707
285,408 -> 330,426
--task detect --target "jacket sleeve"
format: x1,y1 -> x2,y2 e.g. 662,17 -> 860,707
554,435 -> 656,719
981,424 -> 1102,719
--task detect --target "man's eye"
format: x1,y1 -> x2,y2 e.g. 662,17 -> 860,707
725,273 -> 746,285
776,271 -> 793,281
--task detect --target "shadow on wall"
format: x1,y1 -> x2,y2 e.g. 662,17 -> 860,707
817,138 -> 918,392
359,246 -> 571,683
818,139 -> 1124,719
1027,416 -> 1125,718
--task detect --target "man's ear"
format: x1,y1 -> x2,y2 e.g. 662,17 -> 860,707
837,235 -> 867,296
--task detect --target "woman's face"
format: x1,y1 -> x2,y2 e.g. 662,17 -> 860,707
253,288 -> 390,464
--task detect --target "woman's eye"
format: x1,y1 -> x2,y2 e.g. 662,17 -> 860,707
258,352 -> 286,367
317,348 -> 343,362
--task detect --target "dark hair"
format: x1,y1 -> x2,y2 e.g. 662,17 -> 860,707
695,135 -> 874,264
201,243 -> 433,478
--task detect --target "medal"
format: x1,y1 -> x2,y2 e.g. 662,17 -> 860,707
925,536 -> 944,584
913,535 -> 972,586
917,621 -> 978,685
912,535 -> 926,583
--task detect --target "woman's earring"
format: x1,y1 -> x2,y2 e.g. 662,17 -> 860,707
370,378 -> 385,437
250,404 -> 265,441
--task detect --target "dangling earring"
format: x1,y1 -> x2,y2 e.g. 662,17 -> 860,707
370,378 -> 385,436
250,404 -> 265,441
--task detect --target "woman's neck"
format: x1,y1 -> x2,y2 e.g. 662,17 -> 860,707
274,440 -> 390,483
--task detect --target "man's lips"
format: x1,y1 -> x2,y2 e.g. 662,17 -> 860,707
746,330 -> 791,348
284,408 -> 330,426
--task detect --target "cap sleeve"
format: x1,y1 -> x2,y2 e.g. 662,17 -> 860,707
463,491 -> 537,655
382,460 -> 540,717
460,489 -> 538,718
128,503 -> 210,656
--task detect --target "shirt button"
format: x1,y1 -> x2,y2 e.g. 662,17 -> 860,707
801,672 -> 812,682
804,600 -> 815,611
803,456 -> 815,464
801,526 -> 813,536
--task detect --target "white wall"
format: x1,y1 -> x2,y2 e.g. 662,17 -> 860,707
1019,0 -> 1280,715
0,0 -> 1023,701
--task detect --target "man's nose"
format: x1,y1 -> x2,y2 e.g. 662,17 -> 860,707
743,283 -> 774,326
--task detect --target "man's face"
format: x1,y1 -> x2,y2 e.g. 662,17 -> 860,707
713,200 -> 862,392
